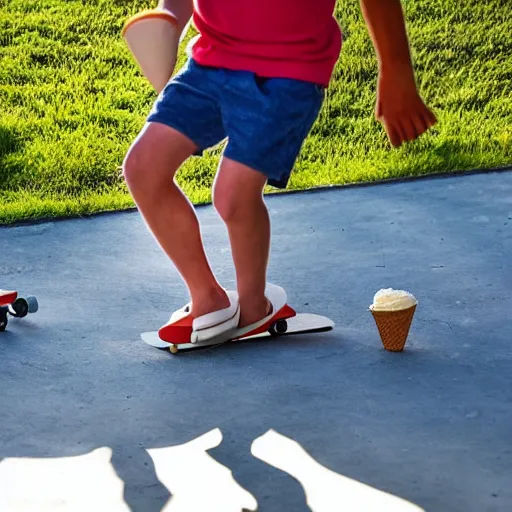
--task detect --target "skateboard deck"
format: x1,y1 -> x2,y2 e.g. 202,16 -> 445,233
0,290 -> 38,332
141,313 -> 334,354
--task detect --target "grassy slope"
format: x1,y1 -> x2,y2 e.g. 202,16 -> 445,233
0,0 -> 511,224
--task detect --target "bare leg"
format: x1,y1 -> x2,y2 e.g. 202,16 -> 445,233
123,123 -> 229,316
213,158 -> 271,327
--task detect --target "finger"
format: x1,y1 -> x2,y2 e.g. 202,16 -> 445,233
423,108 -> 437,128
394,122 -> 408,146
384,119 -> 402,147
402,117 -> 418,141
412,114 -> 429,138
417,112 -> 436,138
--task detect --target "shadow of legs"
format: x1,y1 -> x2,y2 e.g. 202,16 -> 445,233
110,445 -> 171,512
210,430 -> 309,512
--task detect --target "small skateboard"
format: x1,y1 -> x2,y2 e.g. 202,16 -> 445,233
141,313 -> 334,354
0,290 -> 38,332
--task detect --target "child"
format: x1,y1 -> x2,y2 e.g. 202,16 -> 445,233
123,0 -> 437,343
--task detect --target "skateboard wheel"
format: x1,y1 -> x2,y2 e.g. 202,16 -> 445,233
26,296 -> 38,314
11,298 -> 29,318
170,345 -> 178,354
269,319 -> 288,336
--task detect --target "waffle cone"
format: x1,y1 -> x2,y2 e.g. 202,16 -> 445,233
370,305 -> 416,352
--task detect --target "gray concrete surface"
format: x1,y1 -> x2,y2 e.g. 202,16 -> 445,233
1,171 -> 511,511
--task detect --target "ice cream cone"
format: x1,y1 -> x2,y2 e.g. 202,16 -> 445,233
370,304 -> 416,352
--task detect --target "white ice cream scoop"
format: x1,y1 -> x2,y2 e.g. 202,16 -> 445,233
122,9 -> 179,93
370,288 -> 418,312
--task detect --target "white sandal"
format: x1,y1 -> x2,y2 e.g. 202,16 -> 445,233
233,283 -> 288,339
190,290 -> 240,344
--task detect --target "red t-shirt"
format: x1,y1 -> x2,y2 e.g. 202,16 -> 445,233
190,1 -> 342,87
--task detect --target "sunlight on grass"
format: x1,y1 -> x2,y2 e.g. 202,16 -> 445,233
0,0 -> 510,224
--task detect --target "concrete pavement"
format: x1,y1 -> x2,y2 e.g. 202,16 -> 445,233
1,170 -> 511,511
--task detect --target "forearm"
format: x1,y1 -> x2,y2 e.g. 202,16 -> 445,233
158,0 -> 193,33
360,0 -> 415,79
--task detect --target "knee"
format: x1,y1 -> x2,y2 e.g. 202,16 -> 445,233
122,144 -> 150,190
213,186 -> 243,224
213,185 -> 265,225
123,144 -> 179,197
214,172 -> 269,224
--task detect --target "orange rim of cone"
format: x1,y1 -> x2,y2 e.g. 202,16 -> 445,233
122,9 -> 178,37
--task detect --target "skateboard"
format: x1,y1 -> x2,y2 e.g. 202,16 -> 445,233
0,290 -> 38,332
141,312 -> 334,354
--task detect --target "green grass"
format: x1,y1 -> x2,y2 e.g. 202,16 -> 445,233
0,0 -> 511,224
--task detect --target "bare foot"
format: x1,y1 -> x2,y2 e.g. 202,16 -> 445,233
238,297 -> 272,328
190,287 -> 230,318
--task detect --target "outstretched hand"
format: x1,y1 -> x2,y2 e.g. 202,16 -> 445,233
376,72 -> 437,147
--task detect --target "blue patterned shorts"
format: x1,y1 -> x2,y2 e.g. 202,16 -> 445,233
147,59 -> 325,188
